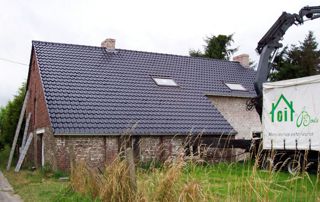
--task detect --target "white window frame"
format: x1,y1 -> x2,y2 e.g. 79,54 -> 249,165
152,77 -> 178,87
225,83 -> 247,91
36,128 -> 45,167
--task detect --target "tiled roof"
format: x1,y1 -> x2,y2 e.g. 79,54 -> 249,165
32,41 -> 257,135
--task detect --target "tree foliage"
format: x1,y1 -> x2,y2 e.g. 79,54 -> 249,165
189,34 -> 237,60
270,31 -> 320,81
0,83 -> 26,149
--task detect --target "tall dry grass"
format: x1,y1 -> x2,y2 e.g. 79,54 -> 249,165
99,158 -> 137,202
70,156 -> 208,201
153,162 -> 183,202
178,181 -> 206,202
69,134 -> 320,202
70,160 -> 100,198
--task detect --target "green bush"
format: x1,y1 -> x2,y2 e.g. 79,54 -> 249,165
0,144 -> 10,168
40,163 -> 53,178
53,170 -> 69,179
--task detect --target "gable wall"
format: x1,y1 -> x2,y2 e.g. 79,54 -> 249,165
24,51 -> 52,168
26,51 -> 51,131
208,96 -> 262,139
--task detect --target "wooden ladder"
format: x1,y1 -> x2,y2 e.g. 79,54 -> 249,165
15,133 -> 33,172
6,91 -> 29,171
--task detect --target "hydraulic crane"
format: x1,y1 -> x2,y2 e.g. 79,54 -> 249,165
253,6 -> 320,117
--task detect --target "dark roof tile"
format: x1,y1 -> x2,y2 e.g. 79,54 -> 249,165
32,41 -> 257,135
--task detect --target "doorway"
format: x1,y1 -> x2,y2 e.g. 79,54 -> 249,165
36,133 -> 44,167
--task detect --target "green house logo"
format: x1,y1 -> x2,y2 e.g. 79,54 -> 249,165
270,94 -> 295,123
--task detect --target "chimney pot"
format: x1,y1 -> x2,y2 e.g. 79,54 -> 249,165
233,54 -> 250,68
101,38 -> 116,49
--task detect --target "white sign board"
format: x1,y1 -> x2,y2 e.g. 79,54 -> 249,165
263,75 -> 320,151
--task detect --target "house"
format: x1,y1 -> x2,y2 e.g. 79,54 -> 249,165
24,39 -> 261,170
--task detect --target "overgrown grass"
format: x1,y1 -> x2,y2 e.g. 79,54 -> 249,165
2,160 -> 320,201
0,154 -> 72,202
67,157 -> 320,201
2,141 -> 320,202
3,169 -> 69,202
180,162 -> 320,201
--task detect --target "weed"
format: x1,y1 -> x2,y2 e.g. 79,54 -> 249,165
153,162 -> 183,202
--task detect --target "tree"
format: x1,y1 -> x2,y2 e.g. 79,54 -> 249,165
189,34 -> 237,60
270,31 -> 320,81
0,83 -> 26,149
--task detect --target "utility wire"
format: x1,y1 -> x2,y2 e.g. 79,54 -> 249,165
0,57 -> 28,66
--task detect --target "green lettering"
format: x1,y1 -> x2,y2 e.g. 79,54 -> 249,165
277,111 -> 283,122
284,107 -> 288,121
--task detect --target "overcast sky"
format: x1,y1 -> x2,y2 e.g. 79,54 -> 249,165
0,0 -> 319,107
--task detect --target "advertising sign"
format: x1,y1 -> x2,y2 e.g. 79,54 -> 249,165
263,75 -> 320,151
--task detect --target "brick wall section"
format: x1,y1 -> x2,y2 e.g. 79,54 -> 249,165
44,135 -> 118,171
167,137 -> 184,158
139,137 -> 160,162
25,51 -> 53,168
27,130 -> 240,171
26,51 -> 51,132
139,136 -> 184,162
43,127 -> 57,168
105,137 -> 119,164
54,136 -> 106,170
208,96 -> 261,139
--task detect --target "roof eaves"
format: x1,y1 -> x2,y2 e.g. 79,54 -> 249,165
205,92 -> 256,98
53,130 -> 237,136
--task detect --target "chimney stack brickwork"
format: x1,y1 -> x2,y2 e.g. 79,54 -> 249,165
233,54 -> 250,68
101,38 -> 116,49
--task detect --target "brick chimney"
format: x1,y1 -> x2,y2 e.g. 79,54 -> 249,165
101,38 -> 116,49
233,54 -> 250,68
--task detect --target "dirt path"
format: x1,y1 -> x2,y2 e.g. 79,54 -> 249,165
0,171 -> 22,202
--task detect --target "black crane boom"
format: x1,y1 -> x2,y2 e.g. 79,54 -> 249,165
254,6 -> 320,118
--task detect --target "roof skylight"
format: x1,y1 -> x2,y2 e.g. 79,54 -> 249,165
225,83 -> 247,91
153,77 -> 178,87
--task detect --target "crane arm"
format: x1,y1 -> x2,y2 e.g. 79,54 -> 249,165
253,6 -> 320,117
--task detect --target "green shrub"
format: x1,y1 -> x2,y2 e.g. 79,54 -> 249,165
53,169 -> 69,179
0,144 -> 10,168
40,163 -> 53,178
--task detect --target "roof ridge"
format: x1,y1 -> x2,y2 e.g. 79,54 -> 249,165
31,40 -> 246,66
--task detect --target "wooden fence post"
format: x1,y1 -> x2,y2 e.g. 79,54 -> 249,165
125,147 -> 137,192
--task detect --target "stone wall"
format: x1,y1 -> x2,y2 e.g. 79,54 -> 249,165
54,136 -> 107,170
42,135 -> 186,171
105,137 -> 119,164
48,135 -> 119,171
26,132 -> 243,171
139,136 -> 184,162
25,129 -> 119,171
208,96 -> 261,139
139,137 -> 160,161
43,134 -> 188,170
